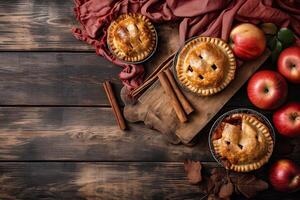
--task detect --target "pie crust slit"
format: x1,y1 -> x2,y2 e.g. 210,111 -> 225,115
107,13 -> 157,63
212,113 -> 274,172
175,37 -> 236,96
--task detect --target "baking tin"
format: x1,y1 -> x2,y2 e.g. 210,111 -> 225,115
107,25 -> 158,65
208,108 -> 276,167
172,36 -> 236,96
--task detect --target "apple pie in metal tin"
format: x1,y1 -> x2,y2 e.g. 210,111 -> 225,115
107,13 -> 157,63
212,112 -> 274,172
174,37 -> 236,96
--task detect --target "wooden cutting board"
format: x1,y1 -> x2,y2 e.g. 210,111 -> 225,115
137,50 -> 270,144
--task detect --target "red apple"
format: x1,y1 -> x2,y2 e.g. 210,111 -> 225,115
269,159 -> 300,192
278,46 -> 300,84
273,102 -> 300,137
230,23 -> 266,60
247,70 -> 288,110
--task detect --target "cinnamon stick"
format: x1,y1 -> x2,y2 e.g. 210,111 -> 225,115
164,68 -> 194,115
158,72 -> 187,123
131,59 -> 172,97
131,53 -> 175,97
103,81 -> 127,130
144,53 -> 175,82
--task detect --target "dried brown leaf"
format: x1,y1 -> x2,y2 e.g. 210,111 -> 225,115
208,194 -> 220,200
210,168 -> 226,183
184,164 -> 267,199
219,181 -> 234,198
183,160 -> 202,184
213,180 -> 223,195
235,174 -> 268,198
208,194 -> 230,200
211,168 -> 219,175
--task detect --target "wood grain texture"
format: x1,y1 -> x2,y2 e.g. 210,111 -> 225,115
0,0 -> 179,53
135,50 -> 270,144
0,52 -> 248,106
0,20 -> 181,106
1,52 -> 299,107
1,1 -> 300,199
0,52 -> 122,106
0,162 -> 210,200
0,162 -> 299,200
0,106 -> 299,162
0,107 -> 211,161
0,0 -> 91,51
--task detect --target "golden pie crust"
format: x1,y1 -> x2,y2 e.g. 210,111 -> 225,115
175,37 -> 236,96
107,13 -> 157,63
212,113 -> 274,172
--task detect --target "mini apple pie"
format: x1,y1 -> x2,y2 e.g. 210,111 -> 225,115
175,37 -> 236,96
107,13 -> 157,63
212,113 -> 274,172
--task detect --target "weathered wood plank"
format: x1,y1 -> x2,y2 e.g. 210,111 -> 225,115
0,52 -> 247,106
0,0 -> 178,53
0,1 -> 298,109
0,106 -> 299,162
0,0 -> 91,51
0,162 -> 299,200
0,52 -> 122,106
0,52 -> 299,106
0,107 -> 212,161
0,162 -> 207,200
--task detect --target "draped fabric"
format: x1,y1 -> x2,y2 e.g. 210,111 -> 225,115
72,0 -> 300,90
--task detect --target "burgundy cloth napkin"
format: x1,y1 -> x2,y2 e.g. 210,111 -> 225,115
72,0 -> 300,91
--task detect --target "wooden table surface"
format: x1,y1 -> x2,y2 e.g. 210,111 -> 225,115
0,1 -> 300,199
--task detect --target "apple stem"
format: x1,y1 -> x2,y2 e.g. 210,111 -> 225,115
290,112 -> 299,121
264,88 -> 269,93
290,64 -> 296,69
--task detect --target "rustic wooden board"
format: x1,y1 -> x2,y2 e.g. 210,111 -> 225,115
0,0 -> 91,51
0,161 -> 299,200
139,50 -> 271,144
0,107 -> 211,161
